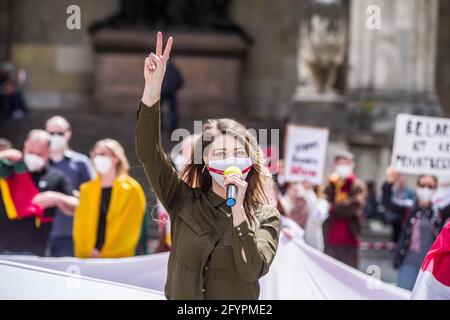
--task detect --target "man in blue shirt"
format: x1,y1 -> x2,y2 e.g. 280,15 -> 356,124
45,116 -> 95,257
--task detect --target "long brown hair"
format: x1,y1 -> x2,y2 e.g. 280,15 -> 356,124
180,118 -> 273,214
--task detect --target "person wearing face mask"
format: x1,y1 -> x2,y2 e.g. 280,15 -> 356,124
0,130 -> 77,256
45,116 -> 95,257
382,170 -> 441,290
71,139 -> 146,258
276,182 -> 330,252
382,169 -> 416,244
322,151 -> 367,269
136,32 -> 280,300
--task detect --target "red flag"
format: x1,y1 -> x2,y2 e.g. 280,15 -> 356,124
411,223 -> 450,299
0,171 -> 44,220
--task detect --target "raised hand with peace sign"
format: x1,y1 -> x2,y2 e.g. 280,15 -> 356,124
142,31 -> 173,107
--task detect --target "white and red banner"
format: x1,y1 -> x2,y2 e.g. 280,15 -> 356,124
0,217 -> 410,300
411,223 -> 450,300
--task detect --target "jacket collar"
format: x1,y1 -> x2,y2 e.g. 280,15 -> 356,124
206,189 -> 226,208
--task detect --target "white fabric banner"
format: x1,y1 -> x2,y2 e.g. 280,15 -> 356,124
0,260 -> 165,300
0,219 -> 409,300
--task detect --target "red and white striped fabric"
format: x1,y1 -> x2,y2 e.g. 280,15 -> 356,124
360,241 -> 395,251
411,223 -> 450,300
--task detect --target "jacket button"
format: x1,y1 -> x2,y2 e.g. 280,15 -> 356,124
202,289 -> 205,293
239,233 -> 243,237
205,267 -> 209,271
237,227 -> 241,231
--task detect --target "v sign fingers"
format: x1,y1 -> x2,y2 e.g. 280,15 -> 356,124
156,31 -> 163,57
142,32 -> 174,107
161,36 -> 173,65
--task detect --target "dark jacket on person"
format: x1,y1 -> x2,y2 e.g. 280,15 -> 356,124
382,182 -> 441,269
135,100 -> 280,300
0,161 -> 73,256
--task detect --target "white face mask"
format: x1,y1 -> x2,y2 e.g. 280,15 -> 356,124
207,157 -> 253,187
335,165 -> 353,179
277,174 -> 286,187
416,187 -> 436,203
50,135 -> 67,152
24,153 -> 46,172
172,154 -> 189,173
93,155 -> 113,176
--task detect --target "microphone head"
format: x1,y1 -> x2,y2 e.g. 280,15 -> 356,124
224,166 -> 242,177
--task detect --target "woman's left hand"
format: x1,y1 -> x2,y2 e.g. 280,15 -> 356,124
224,174 -> 248,226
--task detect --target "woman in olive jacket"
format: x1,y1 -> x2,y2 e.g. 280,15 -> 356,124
135,32 -> 280,300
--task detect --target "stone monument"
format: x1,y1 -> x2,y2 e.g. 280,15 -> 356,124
90,0 -> 251,121
291,0 -> 348,138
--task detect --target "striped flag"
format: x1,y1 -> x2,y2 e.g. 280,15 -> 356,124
411,223 -> 450,299
0,161 -> 44,221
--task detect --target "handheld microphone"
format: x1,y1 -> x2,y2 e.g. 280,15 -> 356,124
224,166 -> 243,207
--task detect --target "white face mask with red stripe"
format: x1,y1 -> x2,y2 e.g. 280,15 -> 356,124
207,157 -> 253,187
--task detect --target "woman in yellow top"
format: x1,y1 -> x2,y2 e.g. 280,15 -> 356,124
73,139 -> 146,258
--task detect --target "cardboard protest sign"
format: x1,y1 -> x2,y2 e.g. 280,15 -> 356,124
392,114 -> 450,175
284,124 -> 329,185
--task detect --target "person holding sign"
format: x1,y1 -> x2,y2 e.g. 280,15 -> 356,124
323,151 -> 367,269
135,32 -> 280,300
382,168 -> 442,290
275,181 -> 329,252
383,172 -> 416,244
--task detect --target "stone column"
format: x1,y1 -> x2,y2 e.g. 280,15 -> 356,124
348,0 -> 438,93
346,0 -> 441,189
347,0 -> 441,127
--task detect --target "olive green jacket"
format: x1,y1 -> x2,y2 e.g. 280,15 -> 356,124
135,101 -> 280,300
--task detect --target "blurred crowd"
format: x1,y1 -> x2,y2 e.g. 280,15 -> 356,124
0,116 -> 147,259
0,114 -> 449,292
0,62 -> 28,122
271,151 -> 450,291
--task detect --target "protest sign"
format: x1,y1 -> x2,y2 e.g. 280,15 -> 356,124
392,114 -> 450,175
284,124 -> 329,185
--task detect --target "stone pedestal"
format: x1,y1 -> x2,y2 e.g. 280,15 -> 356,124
290,95 -> 348,138
91,29 -> 249,122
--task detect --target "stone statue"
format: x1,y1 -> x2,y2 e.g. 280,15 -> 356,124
296,0 -> 347,97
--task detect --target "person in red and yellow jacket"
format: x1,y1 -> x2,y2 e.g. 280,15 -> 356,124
323,151 -> 367,269
0,130 -> 77,256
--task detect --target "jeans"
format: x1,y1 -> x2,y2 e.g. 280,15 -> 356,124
396,264 -> 420,291
49,237 -> 74,257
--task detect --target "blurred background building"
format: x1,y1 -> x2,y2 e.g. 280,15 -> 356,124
1,0 -> 449,280
1,0 -> 449,185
